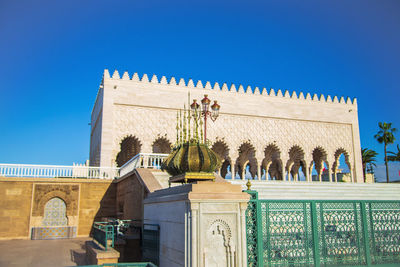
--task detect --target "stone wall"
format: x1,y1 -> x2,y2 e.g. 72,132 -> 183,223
90,69 -> 363,182
0,177 -> 115,240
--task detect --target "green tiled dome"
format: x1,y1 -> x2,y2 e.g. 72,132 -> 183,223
161,142 -> 221,176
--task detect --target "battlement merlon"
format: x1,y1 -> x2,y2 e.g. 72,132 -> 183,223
99,69 -> 359,125
103,69 -> 357,106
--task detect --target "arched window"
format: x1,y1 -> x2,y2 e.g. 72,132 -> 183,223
211,141 -> 231,179
152,137 -> 172,154
236,142 -> 257,179
42,197 -> 68,226
116,136 -> 142,167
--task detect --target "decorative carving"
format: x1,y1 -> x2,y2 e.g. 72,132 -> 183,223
112,105 -> 354,179
204,219 -> 236,267
32,184 -> 79,217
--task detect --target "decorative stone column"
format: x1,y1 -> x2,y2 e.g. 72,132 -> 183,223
143,180 -> 250,267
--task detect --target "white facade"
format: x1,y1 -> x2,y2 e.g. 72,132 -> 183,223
90,69 -> 363,183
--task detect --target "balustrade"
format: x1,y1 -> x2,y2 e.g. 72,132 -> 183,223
0,153 -> 168,179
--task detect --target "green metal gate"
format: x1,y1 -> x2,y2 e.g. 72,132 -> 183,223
245,191 -> 400,267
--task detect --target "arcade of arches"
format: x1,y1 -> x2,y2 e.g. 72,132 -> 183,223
116,136 -> 354,182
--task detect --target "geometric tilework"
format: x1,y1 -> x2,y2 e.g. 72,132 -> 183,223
42,197 -> 68,226
31,226 -> 76,240
112,105 -> 355,175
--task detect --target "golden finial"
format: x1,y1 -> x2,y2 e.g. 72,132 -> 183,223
246,180 -> 252,190
187,93 -> 191,142
194,106 -> 199,142
183,105 -> 187,142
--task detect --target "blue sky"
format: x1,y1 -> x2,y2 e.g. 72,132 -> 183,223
0,0 -> 399,181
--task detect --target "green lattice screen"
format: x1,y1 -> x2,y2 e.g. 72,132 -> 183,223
245,191 -> 400,267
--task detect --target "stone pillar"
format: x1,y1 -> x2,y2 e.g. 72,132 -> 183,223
190,203 -> 199,266
239,202 -> 248,267
304,165 -> 310,182
144,180 -> 250,267
231,165 -> 235,180
257,162 -> 261,180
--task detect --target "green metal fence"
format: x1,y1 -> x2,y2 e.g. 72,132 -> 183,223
93,222 -> 114,251
245,190 -> 400,267
79,263 -> 157,267
142,224 -> 160,267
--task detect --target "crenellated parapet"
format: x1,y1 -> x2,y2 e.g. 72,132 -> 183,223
102,69 -> 357,106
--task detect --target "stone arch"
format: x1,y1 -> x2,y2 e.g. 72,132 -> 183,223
212,140 -> 231,178
311,146 -> 329,181
286,145 -> 307,181
262,144 -> 283,180
36,191 -> 73,217
116,135 -> 142,167
235,142 -> 257,179
42,197 -> 68,226
332,148 -> 352,182
152,137 -> 172,154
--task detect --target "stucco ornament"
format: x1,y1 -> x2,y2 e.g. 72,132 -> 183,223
204,219 -> 236,267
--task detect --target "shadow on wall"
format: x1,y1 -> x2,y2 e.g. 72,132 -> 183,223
90,184 -> 117,233
89,169 -> 162,262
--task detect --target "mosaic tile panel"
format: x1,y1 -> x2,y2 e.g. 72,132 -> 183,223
31,226 -> 76,240
42,197 -> 68,226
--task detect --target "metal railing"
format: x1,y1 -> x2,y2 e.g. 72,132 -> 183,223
245,190 -> 400,267
93,222 -> 115,251
0,153 -> 168,179
79,263 -> 157,267
92,219 -> 160,266
0,163 -> 119,179
119,153 -> 168,177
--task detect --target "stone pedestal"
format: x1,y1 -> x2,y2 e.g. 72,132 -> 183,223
144,179 -> 250,267
85,241 -> 120,265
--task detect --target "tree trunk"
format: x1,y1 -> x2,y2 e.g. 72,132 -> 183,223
385,143 -> 389,183
363,163 -> 366,183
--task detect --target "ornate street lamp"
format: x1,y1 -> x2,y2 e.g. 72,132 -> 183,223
191,94 -> 220,143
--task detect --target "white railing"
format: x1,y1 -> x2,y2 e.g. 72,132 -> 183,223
0,163 -> 119,179
119,153 -> 169,177
0,153 -> 168,179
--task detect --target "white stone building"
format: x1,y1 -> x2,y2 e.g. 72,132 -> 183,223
90,69 -> 363,183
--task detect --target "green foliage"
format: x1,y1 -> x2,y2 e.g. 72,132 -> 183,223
362,148 -> 378,167
388,144 -> 400,162
374,122 -> 397,183
361,148 -> 378,182
374,122 -> 397,145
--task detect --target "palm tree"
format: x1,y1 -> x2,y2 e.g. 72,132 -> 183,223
361,148 -> 378,182
374,122 -> 397,183
388,144 -> 400,162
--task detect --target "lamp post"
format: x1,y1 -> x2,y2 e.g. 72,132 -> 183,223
191,94 -> 220,143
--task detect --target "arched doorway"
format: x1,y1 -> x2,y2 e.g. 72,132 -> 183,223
262,144 -> 283,180
310,147 -> 329,182
286,145 -> 307,181
333,148 -> 352,182
235,142 -> 257,180
211,141 -> 231,179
